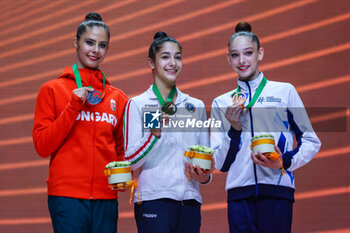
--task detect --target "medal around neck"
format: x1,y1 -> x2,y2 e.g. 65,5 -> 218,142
72,63 -> 105,105
162,101 -> 177,115
152,84 -> 177,115
231,76 -> 267,109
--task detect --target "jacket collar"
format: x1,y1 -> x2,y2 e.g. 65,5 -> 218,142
58,66 -> 110,87
146,84 -> 189,105
237,72 -> 264,92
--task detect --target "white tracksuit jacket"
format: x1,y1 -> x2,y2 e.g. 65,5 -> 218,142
210,73 -> 321,201
124,85 -> 209,203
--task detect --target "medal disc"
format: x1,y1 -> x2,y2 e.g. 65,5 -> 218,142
87,90 -> 103,105
232,92 -> 247,106
162,101 -> 177,115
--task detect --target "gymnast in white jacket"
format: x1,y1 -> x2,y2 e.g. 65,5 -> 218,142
123,31 -> 213,233
210,22 -> 321,233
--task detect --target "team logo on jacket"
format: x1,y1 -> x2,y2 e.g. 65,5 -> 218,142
110,99 -> 116,111
258,97 -> 264,103
185,102 -> 196,113
143,110 -> 161,129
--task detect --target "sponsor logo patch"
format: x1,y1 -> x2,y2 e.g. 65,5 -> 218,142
266,96 -> 281,103
185,102 -> 196,113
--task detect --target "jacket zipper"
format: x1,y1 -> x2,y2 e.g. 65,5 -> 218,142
177,103 -> 185,201
90,116 -> 97,199
245,81 -> 258,196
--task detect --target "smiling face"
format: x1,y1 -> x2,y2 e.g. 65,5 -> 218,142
73,26 -> 109,69
227,35 -> 264,81
149,41 -> 183,87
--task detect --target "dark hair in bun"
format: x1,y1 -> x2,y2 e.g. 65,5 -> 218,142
228,22 -> 260,49
153,31 -> 168,40
235,21 -> 252,33
76,12 -> 110,42
85,12 -> 102,21
148,31 -> 182,61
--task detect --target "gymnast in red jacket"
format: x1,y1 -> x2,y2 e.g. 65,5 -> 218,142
32,12 -> 128,233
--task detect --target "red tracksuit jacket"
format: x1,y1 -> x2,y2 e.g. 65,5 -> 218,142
33,66 -> 128,199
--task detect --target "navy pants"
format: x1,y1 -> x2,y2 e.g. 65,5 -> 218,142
48,195 -> 118,233
228,196 -> 293,233
134,198 -> 201,233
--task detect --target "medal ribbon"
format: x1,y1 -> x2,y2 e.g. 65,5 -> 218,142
152,84 -> 177,114
72,63 -> 106,104
231,76 -> 267,109
152,84 -> 176,106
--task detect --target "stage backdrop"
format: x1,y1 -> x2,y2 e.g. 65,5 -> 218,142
0,0 -> 349,232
